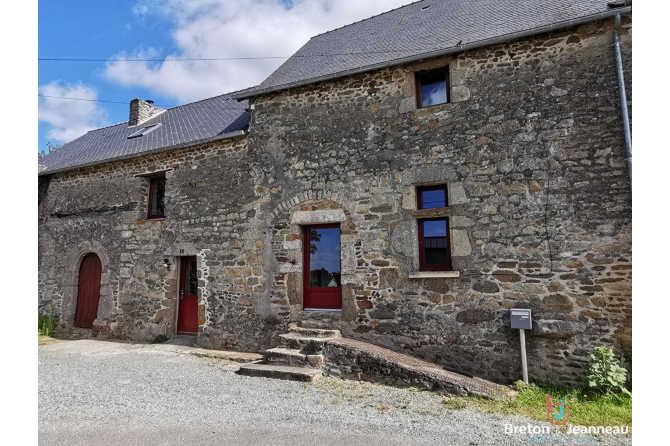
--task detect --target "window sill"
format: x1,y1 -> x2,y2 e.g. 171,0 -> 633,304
409,271 -> 460,279
417,101 -> 450,110
413,102 -> 454,114
142,217 -> 166,222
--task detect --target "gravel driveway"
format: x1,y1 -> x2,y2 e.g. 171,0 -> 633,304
39,339 -> 631,446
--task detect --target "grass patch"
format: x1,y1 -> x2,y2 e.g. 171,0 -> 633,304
151,334 -> 171,344
38,313 -> 56,337
443,383 -> 631,431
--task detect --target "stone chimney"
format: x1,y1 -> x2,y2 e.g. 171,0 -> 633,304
129,99 -> 164,126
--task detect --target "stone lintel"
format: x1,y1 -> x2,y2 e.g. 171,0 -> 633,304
409,271 -> 460,279
291,209 -> 346,225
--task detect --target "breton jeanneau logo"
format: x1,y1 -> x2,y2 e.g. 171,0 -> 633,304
547,394 -> 570,426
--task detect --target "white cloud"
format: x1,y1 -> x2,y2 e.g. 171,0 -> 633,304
105,0 -> 416,103
38,82 -> 109,143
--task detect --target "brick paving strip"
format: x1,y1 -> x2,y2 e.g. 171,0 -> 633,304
326,337 -> 513,400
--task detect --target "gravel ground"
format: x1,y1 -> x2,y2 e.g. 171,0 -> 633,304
39,340 -> 631,446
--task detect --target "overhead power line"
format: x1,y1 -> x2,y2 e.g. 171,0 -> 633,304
38,94 -> 131,105
37,94 -> 242,110
38,47 -> 447,63
39,56 -> 290,62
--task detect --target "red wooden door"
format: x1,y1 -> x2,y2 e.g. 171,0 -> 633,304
74,253 -> 102,328
304,224 -> 342,309
178,257 -> 199,334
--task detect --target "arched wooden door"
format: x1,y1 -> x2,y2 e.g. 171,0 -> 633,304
74,253 -> 102,328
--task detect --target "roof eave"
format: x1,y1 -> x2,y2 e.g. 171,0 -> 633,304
37,130 -> 247,177
234,7 -> 632,100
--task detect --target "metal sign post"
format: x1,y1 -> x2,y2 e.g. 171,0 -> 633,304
510,309 -> 532,384
519,328 -> 528,384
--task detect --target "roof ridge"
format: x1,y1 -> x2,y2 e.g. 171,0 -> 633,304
309,0 -> 428,40
85,91 -> 250,134
86,121 -> 128,132
165,86 -> 252,110
166,92 -> 234,110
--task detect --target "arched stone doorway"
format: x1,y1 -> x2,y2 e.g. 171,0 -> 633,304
74,253 -> 102,328
61,241 -> 112,331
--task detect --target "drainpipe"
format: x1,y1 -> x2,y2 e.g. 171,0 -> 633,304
613,13 -> 632,183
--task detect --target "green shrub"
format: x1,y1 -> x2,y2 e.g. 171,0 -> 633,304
584,346 -> 629,394
151,334 -> 170,344
38,313 -> 56,337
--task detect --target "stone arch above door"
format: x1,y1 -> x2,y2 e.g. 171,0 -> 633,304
61,241 -> 112,328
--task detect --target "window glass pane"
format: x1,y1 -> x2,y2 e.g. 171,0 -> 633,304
308,227 -> 341,287
151,179 -> 165,216
421,80 -> 447,107
423,219 -> 449,265
420,188 -> 446,209
183,259 -> 198,295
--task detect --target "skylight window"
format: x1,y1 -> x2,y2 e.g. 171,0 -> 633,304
128,123 -> 162,139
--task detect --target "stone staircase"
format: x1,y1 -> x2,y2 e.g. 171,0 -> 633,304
54,325 -> 96,339
237,318 -> 512,399
237,323 -> 339,382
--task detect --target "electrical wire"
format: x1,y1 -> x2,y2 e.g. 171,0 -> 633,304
38,47 -> 453,63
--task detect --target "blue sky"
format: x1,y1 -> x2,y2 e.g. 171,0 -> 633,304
39,0 -> 177,150
38,0 -> 414,153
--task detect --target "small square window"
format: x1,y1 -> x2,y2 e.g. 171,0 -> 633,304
417,184 -> 448,209
417,184 -> 452,271
147,175 -> 165,219
415,67 -> 449,108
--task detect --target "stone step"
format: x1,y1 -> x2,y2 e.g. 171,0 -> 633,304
265,347 -> 324,368
289,324 -> 341,339
236,363 -> 323,382
297,311 -> 342,330
279,332 -> 336,354
54,326 -> 94,340
299,320 -> 332,329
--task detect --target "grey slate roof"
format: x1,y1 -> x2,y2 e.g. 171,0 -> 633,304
38,95 -> 248,175
236,0 -> 630,99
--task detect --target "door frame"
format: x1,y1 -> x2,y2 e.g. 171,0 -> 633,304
303,223 -> 342,310
177,255 -> 199,335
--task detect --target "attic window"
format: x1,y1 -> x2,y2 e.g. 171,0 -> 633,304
128,123 -> 162,139
416,67 -> 449,108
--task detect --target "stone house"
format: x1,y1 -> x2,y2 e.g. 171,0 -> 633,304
38,0 -> 632,385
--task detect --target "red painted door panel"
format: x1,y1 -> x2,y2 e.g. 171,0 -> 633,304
304,224 -> 342,309
74,253 -> 102,328
178,257 -> 199,334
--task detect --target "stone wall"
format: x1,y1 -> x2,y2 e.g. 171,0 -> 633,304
38,16 -> 632,385
246,17 -> 632,385
37,136 -> 288,349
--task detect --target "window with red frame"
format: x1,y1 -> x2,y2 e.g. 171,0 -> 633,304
147,175 -> 166,219
417,185 -> 452,271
